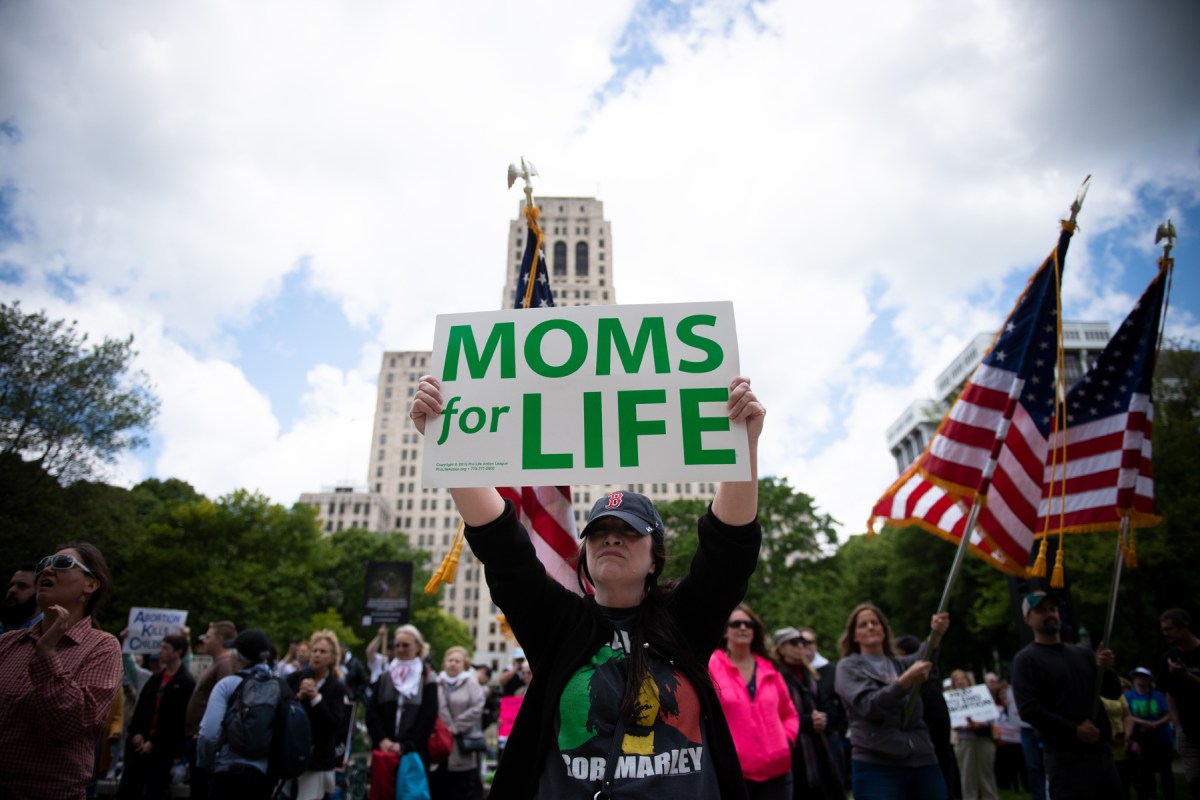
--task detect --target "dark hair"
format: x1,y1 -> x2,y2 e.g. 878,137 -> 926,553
162,634 -> 189,655
838,603 -> 896,657
574,526 -> 709,724
54,542 -> 111,619
474,664 -> 493,679
721,604 -> 770,659
894,634 -> 922,656
16,562 -> 37,574
1161,608 -> 1192,629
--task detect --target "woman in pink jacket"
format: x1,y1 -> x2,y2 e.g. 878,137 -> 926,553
709,604 -> 799,799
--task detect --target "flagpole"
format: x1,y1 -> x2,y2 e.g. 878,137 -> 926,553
901,176 -> 1091,722
1090,220 -> 1177,717
1101,517 -> 1129,651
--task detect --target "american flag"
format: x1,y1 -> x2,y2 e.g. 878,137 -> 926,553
1038,264 -> 1167,534
870,224 -> 1075,575
502,202 -> 581,591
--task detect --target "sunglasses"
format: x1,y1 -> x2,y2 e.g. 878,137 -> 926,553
36,554 -> 96,578
727,619 -> 755,630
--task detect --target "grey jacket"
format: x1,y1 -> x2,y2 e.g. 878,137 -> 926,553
835,652 -> 938,767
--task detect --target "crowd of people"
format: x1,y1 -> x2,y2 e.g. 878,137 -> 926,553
1,374 -> 1196,799
0,543 -> 1197,800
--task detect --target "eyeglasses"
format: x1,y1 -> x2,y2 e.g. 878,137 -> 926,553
798,637 -> 814,646
727,619 -> 755,630
36,554 -> 96,578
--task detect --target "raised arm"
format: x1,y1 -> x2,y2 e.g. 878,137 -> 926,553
711,376 -> 765,526
410,375 -> 505,525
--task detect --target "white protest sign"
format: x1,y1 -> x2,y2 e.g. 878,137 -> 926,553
124,607 -> 188,654
423,301 -> 748,488
942,684 -> 1000,728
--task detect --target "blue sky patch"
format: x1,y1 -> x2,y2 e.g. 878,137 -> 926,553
234,262 -> 370,432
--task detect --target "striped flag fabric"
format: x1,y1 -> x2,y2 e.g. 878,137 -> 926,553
870,223 -> 1075,575
505,202 -> 581,592
1038,264 -> 1167,534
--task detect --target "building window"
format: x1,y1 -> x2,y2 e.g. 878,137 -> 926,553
553,241 -> 567,276
575,242 -> 588,277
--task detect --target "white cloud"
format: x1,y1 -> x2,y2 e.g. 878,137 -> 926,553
2,0 -> 1198,534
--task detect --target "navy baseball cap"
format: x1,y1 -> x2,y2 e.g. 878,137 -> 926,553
580,491 -> 665,542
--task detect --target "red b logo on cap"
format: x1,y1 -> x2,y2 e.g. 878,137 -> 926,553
605,492 -> 623,509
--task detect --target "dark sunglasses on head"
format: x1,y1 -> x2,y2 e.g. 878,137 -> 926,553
727,619 -> 755,630
36,554 -> 96,578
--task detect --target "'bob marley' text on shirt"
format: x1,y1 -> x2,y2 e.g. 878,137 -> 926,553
535,609 -> 721,799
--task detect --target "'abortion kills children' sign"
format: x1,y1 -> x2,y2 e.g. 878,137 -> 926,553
423,302 -> 748,488
124,607 -> 189,654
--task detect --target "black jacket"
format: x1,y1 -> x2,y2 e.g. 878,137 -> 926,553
287,668 -> 348,771
465,500 -> 761,799
129,667 -> 196,760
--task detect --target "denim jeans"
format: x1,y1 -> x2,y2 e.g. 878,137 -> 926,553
851,760 -> 948,800
1019,727 -> 1047,800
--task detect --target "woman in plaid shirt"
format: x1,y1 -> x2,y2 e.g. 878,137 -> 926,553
0,543 -> 122,800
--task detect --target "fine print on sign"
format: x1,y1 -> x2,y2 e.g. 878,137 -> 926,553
942,684 -> 1000,728
124,607 -> 188,655
423,301 -> 748,488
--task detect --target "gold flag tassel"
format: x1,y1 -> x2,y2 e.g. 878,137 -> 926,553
1050,532 -> 1066,588
424,520 -> 467,595
1123,530 -> 1138,569
520,204 -> 544,309
1046,257 -> 1069,592
1030,537 -> 1050,578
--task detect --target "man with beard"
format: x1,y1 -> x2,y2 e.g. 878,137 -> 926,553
1,563 -> 42,632
1011,591 -> 1122,800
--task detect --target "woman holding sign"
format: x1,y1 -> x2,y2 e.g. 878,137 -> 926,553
410,374 -> 764,800
835,603 -> 951,800
948,669 -> 1000,800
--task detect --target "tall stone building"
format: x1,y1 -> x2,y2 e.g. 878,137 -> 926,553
367,197 -> 718,669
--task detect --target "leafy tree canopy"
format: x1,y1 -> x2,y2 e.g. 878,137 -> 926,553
0,301 -> 158,483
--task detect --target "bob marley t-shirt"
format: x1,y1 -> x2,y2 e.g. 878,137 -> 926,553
535,606 -> 720,798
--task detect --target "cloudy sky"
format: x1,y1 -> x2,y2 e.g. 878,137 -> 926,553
2,0 -> 1198,537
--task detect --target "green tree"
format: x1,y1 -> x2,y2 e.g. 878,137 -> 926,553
656,477 -> 839,633
0,301 -> 158,484
106,488 -> 323,641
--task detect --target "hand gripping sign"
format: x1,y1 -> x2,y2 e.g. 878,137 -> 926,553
423,301 -> 749,488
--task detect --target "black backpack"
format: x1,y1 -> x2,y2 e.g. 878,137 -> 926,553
221,670 -> 312,779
